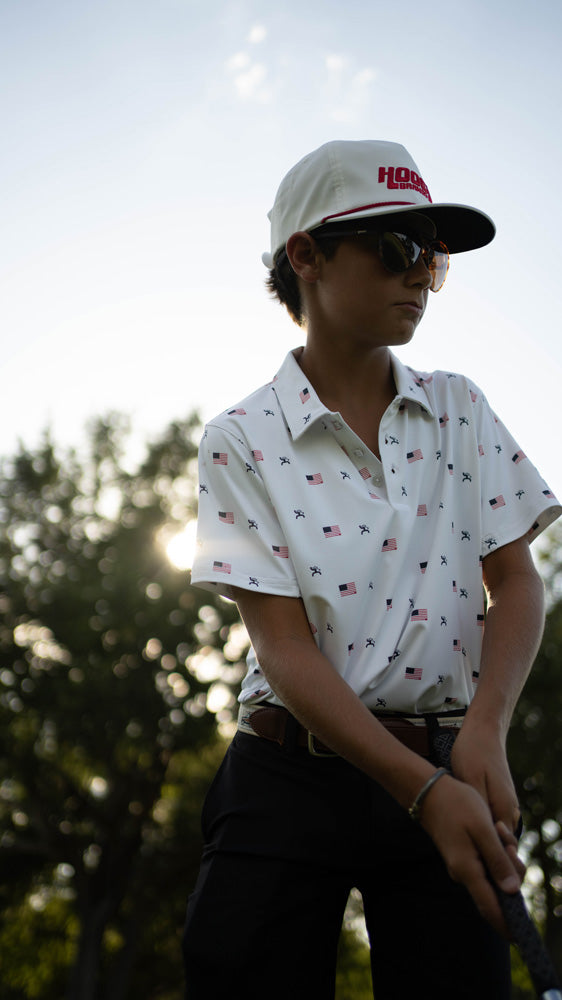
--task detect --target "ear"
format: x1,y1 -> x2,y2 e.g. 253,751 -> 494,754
285,232 -> 322,284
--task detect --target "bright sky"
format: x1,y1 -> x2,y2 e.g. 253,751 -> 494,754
2,0 -> 561,508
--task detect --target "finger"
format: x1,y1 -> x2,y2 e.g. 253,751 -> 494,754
475,823 -> 521,898
496,822 -> 526,881
496,820 -> 517,847
460,858 -> 512,939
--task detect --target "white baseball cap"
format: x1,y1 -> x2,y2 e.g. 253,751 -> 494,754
262,139 -> 495,267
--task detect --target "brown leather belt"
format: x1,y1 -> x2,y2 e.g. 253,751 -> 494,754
238,703 -> 463,758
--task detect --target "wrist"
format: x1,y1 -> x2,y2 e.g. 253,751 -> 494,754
408,768 -> 449,821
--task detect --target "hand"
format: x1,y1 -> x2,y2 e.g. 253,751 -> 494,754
419,772 -> 523,938
450,726 -> 521,834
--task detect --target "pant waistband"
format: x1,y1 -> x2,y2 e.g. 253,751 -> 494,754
237,703 -> 464,758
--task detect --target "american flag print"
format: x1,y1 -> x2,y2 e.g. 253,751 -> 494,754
213,561 -> 231,574
477,614 -> 485,627
489,495 -> 506,510
299,387 -> 310,403
472,671 -> 480,683
381,538 -> 397,552
323,525 -> 341,538
192,349 -> 560,716
405,667 -> 423,680
543,489 -> 555,499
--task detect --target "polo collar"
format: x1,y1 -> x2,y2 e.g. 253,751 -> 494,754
272,348 -> 434,442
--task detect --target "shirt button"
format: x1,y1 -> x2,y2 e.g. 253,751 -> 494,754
354,448 -> 364,457
373,475 -> 383,485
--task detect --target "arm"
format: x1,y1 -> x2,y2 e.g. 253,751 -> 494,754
451,534 -> 545,830
232,586 -> 523,936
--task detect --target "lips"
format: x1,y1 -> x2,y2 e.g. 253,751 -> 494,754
396,301 -> 423,312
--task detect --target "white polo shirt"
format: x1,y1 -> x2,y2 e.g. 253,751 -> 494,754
191,349 -> 560,714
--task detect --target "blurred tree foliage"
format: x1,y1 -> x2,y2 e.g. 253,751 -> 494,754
0,415 -> 560,999
507,525 -> 562,988
0,414 -> 244,999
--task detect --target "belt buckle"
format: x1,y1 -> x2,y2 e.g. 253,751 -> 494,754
307,732 -> 337,757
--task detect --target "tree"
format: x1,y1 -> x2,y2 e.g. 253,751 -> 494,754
507,523 -> 562,984
0,414 -> 245,999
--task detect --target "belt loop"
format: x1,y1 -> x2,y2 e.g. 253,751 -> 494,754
282,711 -> 299,754
423,713 -> 440,737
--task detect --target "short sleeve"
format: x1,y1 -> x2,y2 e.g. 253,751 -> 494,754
474,389 -> 561,555
190,422 -> 301,599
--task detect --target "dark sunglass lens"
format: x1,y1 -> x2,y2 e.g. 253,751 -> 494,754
379,232 -> 418,273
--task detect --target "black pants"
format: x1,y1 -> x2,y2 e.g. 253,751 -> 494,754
183,731 -> 511,999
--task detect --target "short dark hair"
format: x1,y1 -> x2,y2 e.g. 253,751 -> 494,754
265,233 -> 342,327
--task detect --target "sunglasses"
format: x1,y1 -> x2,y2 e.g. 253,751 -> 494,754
313,226 -> 450,293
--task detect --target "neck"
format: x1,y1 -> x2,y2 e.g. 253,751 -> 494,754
297,338 -> 396,415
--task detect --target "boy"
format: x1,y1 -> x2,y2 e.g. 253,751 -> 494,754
183,140 -> 561,999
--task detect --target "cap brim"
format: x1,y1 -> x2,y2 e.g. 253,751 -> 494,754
328,202 -> 495,255
262,202 -> 495,266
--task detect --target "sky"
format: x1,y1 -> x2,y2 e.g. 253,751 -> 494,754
1,0 -> 562,511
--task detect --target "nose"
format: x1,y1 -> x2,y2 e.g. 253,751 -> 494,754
406,252 -> 432,291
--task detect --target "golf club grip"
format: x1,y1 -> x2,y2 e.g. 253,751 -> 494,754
432,730 -> 561,995
497,888 -> 560,995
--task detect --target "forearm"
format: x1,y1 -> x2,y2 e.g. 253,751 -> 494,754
254,633 -> 434,809
464,562 -> 545,741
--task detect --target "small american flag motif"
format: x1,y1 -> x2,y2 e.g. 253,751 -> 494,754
299,387 -> 310,403
252,450 -> 264,461
381,538 -> 397,552
405,667 -> 423,680
306,473 -> 323,485
213,561 -> 231,574
407,449 -> 423,463
323,525 -> 341,538
218,511 -> 234,524
339,582 -> 357,597
411,609 -> 428,621
213,452 -> 228,465
272,545 -> 289,558
489,495 -> 506,510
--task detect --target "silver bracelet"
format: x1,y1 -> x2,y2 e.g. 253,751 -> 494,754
408,767 -> 449,821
